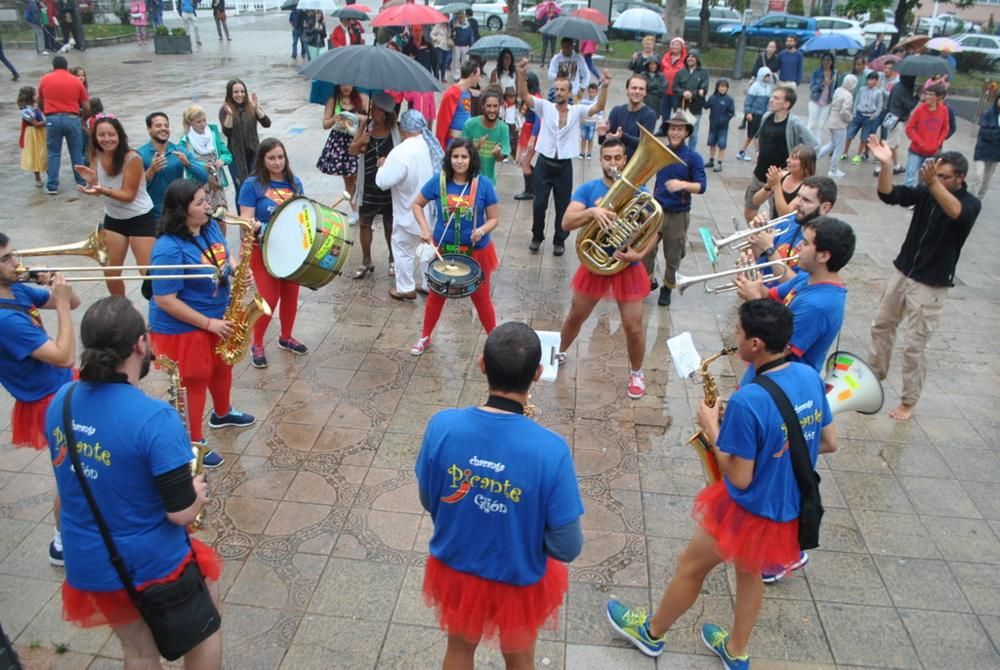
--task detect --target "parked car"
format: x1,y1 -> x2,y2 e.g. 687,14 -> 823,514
717,13 -> 820,46
683,6 -> 741,41
435,0 -> 509,31
953,32 -> 1000,61
812,16 -> 865,44
916,13 -> 965,35
521,0 -> 660,32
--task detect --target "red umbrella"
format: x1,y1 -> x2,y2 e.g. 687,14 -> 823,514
372,3 -> 447,26
868,53 -> 900,73
572,7 -> 609,26
534,0 -> 560,21
351,3 -> 372,11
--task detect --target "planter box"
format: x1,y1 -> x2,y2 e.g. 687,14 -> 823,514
154,34 -> 192,54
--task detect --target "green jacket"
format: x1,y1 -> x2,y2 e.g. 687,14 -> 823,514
178,123 -> 233,186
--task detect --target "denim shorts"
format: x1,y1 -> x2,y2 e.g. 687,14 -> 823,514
581,124 -> 595,141
707,125 -> 729,149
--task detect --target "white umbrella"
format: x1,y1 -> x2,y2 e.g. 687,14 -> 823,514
296,0 -> 339,10
612,7 -> 666,35
863,22 -> 899,34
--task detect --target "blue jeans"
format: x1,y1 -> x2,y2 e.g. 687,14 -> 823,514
46,113 -> 86,191
846,111 -> 879,143
292,29 -> 310,59
660,95 -> 674,128
435,47 -> 451,81
905,151 -> 928,188
0,37 -> 18,79
688,113 -> 702,150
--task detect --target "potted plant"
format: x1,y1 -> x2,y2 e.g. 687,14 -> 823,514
154,25 -> 192,54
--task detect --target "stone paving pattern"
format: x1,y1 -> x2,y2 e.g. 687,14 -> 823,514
0,12 -> 998,670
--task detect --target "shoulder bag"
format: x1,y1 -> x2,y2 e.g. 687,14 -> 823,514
60,383 -> 220,661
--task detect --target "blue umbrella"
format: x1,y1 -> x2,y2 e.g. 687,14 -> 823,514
801,33 -> 863,53
468,34 -> 533,59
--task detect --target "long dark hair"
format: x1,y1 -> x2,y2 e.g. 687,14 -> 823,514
333,84 -> 363,111
224,78 -> 249,109
90,116 -> 131,177
442,138 -> 480,183
158,178 -> 204,240
79,297 -> 146,383
496,48 -> 515,78
251,137 -> 298,188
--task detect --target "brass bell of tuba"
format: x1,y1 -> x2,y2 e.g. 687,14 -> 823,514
575,126 -> 685,276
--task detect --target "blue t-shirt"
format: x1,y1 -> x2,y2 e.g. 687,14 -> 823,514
757,216 -> 803,274
771,271 -> 846,372
717,363 -> 831,521
415,407 -> 584,585
45,382 -> 194,591
419,174 -> 498,251
237,176 -> 304,235
0,284 -> 72,402
148,221 -> 232,335
449,90 -> 473,133
572,178 -> 647,266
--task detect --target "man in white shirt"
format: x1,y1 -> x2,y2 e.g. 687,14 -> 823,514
547,37 -> 590,98
518,57 -> 611,256
376,110 -> 441,300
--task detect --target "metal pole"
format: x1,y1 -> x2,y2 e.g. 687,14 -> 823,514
929,0 -> 939,38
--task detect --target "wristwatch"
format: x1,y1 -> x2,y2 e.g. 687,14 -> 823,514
764,246 -> 776,257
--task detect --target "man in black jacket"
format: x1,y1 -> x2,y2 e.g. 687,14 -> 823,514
867,139 -> 980,421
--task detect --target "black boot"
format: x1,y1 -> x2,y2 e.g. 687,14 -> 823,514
514,174 -> 534,201
657,286 -> 672,306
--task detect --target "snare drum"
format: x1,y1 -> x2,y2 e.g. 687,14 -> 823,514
425,254 -> 483,298
262,196 -> 352,289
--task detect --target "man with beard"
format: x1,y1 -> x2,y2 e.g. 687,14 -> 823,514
602,75 -> 657,160
462,90 -> 510,183
746,175 -> 838,277
435,61 -> 480,150
0,232 -> 80,566
137,112 -> 209,219
556,139 -> 656,398
518,57 -> 611,256
646,109 -> 706,306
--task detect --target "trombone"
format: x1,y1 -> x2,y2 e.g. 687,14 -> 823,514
671,255 -> 799,295
15,264 -> 220,283
16,225 -> 109,267
698,212 -> 796,265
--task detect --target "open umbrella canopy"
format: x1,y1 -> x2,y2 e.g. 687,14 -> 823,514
437,1 -> 471,14
330,6 -> 369,19
895,54 -> 955,77
801,33 -> 862,52
926,36 -> 962,52
572,7 -> 609,26
372,2 -> 447,26
862,21 -> 898,34
868,53 -> 901,72
540,15 -> 608,43
534,0 -> 560,21
300,45 -> 442,91
296,0 -> 338,10
611,7 -> 666,35
468,34 -> 533,59
897,34 -> 930,52
281,0 -> 297,9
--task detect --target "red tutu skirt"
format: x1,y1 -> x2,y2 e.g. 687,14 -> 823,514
150,330 -> 221,380
422,555 -> 568,652
11,394 -> 56,450
471,243 -> 499,278
517,121 -> 535,155
62,538 -> 221,628
571,263 -> 651,302
693,481 -> 801,575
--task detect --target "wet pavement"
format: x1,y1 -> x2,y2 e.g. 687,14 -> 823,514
1,11 -> 999,669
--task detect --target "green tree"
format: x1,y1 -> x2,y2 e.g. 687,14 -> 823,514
787,0 -> 805,16
890,0 -> 976,43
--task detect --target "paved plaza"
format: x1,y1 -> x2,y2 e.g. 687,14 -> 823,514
1,12 -> 999,669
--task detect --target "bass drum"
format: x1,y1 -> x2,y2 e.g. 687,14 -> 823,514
262,196 -> 352,289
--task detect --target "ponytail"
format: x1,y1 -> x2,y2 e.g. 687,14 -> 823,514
78,297 -> 145,383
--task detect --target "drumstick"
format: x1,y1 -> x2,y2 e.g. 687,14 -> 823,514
329,191 -> 352,211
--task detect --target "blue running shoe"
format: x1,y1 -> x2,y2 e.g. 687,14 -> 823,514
701,623 -> 750,670
208,408 -> 256,429
606,600 -> 665,657
193,439 -> 224,469
762,550 -> 809,584
48,539 -> 64,567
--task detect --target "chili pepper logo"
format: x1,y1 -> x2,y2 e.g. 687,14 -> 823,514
440,467 -> 472,504
52,444 -> 67,467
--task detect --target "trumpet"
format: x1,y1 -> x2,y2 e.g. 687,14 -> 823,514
671,255 -> 798,295
15,264 -> 220,283
698,212 -> 796,265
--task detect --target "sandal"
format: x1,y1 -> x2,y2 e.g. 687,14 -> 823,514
352,265 -> 374,280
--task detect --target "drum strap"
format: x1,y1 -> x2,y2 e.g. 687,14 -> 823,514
439,173 -> 479,254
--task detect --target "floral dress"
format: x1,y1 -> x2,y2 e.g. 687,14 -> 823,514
316,99 -> 359,177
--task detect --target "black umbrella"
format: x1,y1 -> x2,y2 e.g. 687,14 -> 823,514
539,16 -> 608,44
281,0 -> 297,9
331,7 -> 369,19
895,55 -> 955,78
299,45 -> 442,92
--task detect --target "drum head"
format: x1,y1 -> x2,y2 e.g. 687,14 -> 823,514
430,258 -> 475,279
263,197 -> 314,279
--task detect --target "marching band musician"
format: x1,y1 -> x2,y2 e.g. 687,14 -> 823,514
735,216 -> 855,373
0,231 -> 79,566
608,300 -> 837,667
747,175 -> 838,277
556,138 -> 657,400
45,297 -> 223,668
238,137 -> 309,369
409,138 -> 500,357
149,179 -> 256,469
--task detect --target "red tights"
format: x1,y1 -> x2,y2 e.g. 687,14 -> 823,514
421,273 -> 496,338
186,362 -> 233,442
250,244 -> 300,347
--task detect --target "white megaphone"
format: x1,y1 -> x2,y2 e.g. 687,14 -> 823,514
823,351 -> 884,415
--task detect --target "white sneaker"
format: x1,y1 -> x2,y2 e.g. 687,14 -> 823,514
828,167 -> 845,178
347,210 -> 359,226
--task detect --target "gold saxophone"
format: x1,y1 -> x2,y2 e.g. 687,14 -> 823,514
159,356 -> 207,530
575,126 -> 685,276
686,347 -> 737,484
211,209 -> 272,365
